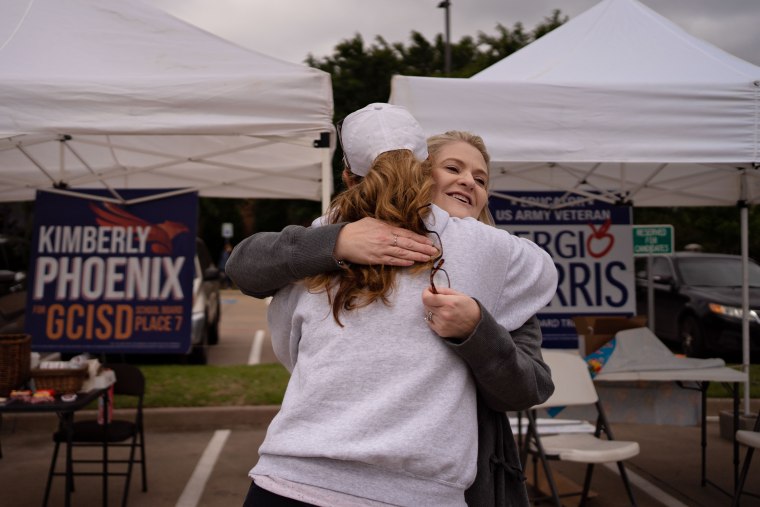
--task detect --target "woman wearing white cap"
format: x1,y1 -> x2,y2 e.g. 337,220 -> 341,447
229,103 -> 557,507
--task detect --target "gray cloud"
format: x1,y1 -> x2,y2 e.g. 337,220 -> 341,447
153,0 -> 760,66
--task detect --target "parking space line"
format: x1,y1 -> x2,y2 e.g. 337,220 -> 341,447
248,329 -> 265,365
175,429 -> 231,507
601,462 -> 689,507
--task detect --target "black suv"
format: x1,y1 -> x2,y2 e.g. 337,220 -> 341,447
635,252 -> 760,360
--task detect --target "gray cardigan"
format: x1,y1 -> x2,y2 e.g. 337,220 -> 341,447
225,224 -> 555,507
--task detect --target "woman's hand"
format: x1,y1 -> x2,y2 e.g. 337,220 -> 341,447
334,217 -> 439,266
421,287 -> 481,340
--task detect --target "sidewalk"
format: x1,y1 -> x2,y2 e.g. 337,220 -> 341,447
3,398 -> 753,433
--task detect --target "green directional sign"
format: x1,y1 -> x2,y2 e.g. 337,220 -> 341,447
632,225 -> 674,256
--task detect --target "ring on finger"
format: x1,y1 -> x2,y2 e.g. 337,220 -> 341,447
424,311 -> 433,322
393,234 -> 398,247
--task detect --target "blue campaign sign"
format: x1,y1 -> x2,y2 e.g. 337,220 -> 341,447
26,189 -> 198,354
490,192 -> 634,348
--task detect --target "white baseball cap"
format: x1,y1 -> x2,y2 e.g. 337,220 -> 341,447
339,103 -> 428,177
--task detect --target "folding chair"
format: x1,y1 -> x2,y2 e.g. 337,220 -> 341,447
43,363 -> 147,507
731,410 -> 760,507
521,350 -> 640,506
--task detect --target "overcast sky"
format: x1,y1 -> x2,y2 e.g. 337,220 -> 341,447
152,0 -> 760,67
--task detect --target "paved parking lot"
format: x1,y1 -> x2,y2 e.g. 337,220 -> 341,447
2,411 -> 758,507
1,424 -> 267,507
1,290 -> 758,506
206,291 -> 276,366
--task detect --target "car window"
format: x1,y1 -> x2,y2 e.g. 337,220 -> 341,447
676,257 -> 760,287
651,257 -> 673,280
196,239 -> 213,271
0,236 -> 29,273
194,254 -> 202,281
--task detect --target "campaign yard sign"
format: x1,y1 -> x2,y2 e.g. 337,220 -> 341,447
26,189 -> 198,354
490,192 -> 635,347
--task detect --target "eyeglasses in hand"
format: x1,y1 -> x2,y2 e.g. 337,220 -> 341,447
418,203 -> 450,294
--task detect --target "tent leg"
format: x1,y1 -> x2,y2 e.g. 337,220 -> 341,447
320,142 -> 332,214
740,205 -> 750,416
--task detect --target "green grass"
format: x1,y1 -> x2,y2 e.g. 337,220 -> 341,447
104,362 -> 759,409
111,363 -> 290,409
706,364 -> 760,398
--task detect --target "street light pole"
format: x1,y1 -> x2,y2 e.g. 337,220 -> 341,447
437,0 -> 451,75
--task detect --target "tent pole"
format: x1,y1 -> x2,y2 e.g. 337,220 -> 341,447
321,147 -> 332,215
647,255 -> 655,332
59,135 -> 66,183
740,203 -> 750,415
314,132 -> 332,214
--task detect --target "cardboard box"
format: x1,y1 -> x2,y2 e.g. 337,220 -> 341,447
718,410 -> 759,441
572,315 -> 648,355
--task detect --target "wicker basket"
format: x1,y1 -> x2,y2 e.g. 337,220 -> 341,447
31,366 -> 88,393
0,333 -> 31,396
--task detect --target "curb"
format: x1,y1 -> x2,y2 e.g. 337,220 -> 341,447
2,405 -> 280,433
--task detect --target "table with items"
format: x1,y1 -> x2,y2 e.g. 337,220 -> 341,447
0,359 -> 116,507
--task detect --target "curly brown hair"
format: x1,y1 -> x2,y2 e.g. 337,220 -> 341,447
306,150 -> 435,325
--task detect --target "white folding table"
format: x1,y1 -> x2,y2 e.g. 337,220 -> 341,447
594,366 -> 748,494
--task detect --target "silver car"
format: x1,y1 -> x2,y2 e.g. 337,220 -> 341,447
188,237 -> 222,364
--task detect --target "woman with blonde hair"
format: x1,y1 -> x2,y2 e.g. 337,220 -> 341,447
230,103 -> 557,507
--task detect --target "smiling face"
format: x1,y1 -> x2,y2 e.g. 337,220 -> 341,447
430,140 -> 489,219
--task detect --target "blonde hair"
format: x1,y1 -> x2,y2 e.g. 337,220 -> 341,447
307,150 -> 434,325
426,131 -> 494,225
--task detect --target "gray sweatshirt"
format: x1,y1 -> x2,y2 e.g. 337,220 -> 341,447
251,205 -> 558,506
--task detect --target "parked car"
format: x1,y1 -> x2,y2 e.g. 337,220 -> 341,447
0,234 -> 30,333
635,252 -> 760,360
189,237 -> 222,364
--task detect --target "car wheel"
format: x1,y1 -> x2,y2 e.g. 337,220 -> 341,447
207,309 -> 220,345
680,316 -> 705,357
189,325 -> 209,365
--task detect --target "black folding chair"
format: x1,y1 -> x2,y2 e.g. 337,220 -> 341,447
43,363 -> 147,507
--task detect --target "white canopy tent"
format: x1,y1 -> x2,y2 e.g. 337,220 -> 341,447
391,0 -> 760,410
0,0 -> 335,208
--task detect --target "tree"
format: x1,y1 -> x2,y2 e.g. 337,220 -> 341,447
633,206 -> 760,260
198,197 -> 320,258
